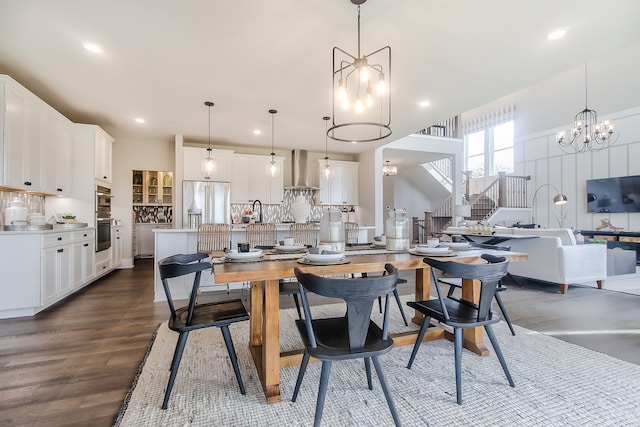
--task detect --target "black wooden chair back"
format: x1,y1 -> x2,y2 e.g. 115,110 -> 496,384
294,263 -> 398,351
158,252 -> 210,323
424,254 -> 508,323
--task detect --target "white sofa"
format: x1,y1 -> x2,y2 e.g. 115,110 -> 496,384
444,227 -> 607,294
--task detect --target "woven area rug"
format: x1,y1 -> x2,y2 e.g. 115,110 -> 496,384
115,296 -> 640,426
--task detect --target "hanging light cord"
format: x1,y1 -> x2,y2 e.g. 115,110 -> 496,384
323,116 -> 330,161
205,101 -> 214,156
269,109 -> 277,160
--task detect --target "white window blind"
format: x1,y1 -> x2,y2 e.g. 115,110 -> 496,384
462,104 -> 516,136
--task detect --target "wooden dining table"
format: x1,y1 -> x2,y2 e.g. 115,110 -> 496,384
212,247 -> 527,404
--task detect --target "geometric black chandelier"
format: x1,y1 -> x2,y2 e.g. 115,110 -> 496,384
557,63 -> 617,154
328,0 -> 391,143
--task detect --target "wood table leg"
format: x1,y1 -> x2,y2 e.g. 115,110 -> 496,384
262,279 -> 281,403
411,267 -> 430,325
461,277 -> 489,356
250,281 -> 263,346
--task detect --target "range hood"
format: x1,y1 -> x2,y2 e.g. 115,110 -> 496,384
284,149 -> 319,190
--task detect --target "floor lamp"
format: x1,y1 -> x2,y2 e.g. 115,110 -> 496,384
531,184 -> 568,226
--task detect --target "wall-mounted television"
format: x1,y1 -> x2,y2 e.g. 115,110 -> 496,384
586,175 -> 640,213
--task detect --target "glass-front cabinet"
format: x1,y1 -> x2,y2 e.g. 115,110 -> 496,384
132,170 -> 173,206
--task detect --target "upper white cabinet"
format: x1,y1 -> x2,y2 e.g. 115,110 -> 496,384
318,160 -> 359,205
0,75 -> 73,195
183,146 -> 233,181
94,127 -> 113,183
232,154 -> 284,204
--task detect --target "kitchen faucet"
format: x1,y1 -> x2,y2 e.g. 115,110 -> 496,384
252,199 -> 263,223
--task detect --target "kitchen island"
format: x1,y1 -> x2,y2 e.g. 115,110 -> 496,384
152,224 -> 374,301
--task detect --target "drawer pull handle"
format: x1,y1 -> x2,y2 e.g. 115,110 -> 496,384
57,188 -> 63,192
57,249 -> 63,253
57,237 -> 62,241
83,243 -> 89,247
24,181 -> 32,186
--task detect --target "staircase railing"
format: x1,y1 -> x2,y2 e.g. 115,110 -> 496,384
414,172 -> 530,241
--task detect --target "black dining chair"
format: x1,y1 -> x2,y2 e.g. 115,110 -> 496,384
292,264 -> 402,427
157,253 -> 250,409
439,243 -> 516,335
406,254 -> 515,405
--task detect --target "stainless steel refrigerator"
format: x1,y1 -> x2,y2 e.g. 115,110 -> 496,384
182,181 -> 231,229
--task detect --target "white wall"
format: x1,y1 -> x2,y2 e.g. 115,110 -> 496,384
459,42 -> 640,231
112,137 -> 175,266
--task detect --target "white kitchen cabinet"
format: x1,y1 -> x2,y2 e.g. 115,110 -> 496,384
72,229 -> 95,289
0,227 -> 122,319
318,160 -> 359,205
183,146 -> 234,181
41,232 -> 72,306
111,226 -> 123,268
0,234 -> 40,314
1,75 -> 73,195
2,79 -> 44,192
136,223 -> 171,258
232,154 -> 284,204
94,126 -> 113,184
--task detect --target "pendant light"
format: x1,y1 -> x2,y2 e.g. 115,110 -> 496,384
266,109 -> 281,178
200,101 -> 217,178
322,116 -> 332,179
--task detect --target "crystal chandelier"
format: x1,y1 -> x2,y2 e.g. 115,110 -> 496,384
200,101 -> 217,178
382,160 -> 397,176
557,64 -> 617,153
329,0 -> 391,143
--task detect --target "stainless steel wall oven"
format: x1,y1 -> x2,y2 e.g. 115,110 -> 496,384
96,185 -> 113,252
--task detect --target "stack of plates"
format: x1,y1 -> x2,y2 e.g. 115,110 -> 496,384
275,244 -> 306,253
306,252 -> 345,263
414,246 -> 450,255
441,241 -> 472,250
225,249 -> 263,260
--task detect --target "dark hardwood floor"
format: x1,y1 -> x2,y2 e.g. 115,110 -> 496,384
0,258 -> 638,426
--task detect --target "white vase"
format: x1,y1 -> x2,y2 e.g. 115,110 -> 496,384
290,195 -> 311,223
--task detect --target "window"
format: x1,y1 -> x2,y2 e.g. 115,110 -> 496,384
464,120 -> 514,178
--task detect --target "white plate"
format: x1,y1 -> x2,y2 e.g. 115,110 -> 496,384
225,249 -> 263,260
275,244 -> 306,252
414,246 -> 450,254
441,242 -> 472,250
306,252 -> 345,262
372,241 -> 386,247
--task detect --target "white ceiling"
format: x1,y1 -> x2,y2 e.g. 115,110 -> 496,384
1,0 -> 639,156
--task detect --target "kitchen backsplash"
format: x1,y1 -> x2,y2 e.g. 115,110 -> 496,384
0,190 -> 45,226
231,188 -> 354,224
133,206 -> 173,224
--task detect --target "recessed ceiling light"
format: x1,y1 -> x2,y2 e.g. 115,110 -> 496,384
253,130 -> 262,135
134,118 -> 145,124
418,100 -> 431,108
547,28 -> 568,40
83,42 -> 102,53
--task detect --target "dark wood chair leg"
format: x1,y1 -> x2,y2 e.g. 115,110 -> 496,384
220,325 -> 245,395
292,351 -> 310,402
364,357 -> 373,390
494,291 -> 516,336
406,315 -> 431,369
163,331 -> 189,409
292,294 -> 303,319
453,328 -> 463,405
484,324 -> 515,387
372,355 -> 402,427
314,361 -> 332,427
392,289 -> 408,326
